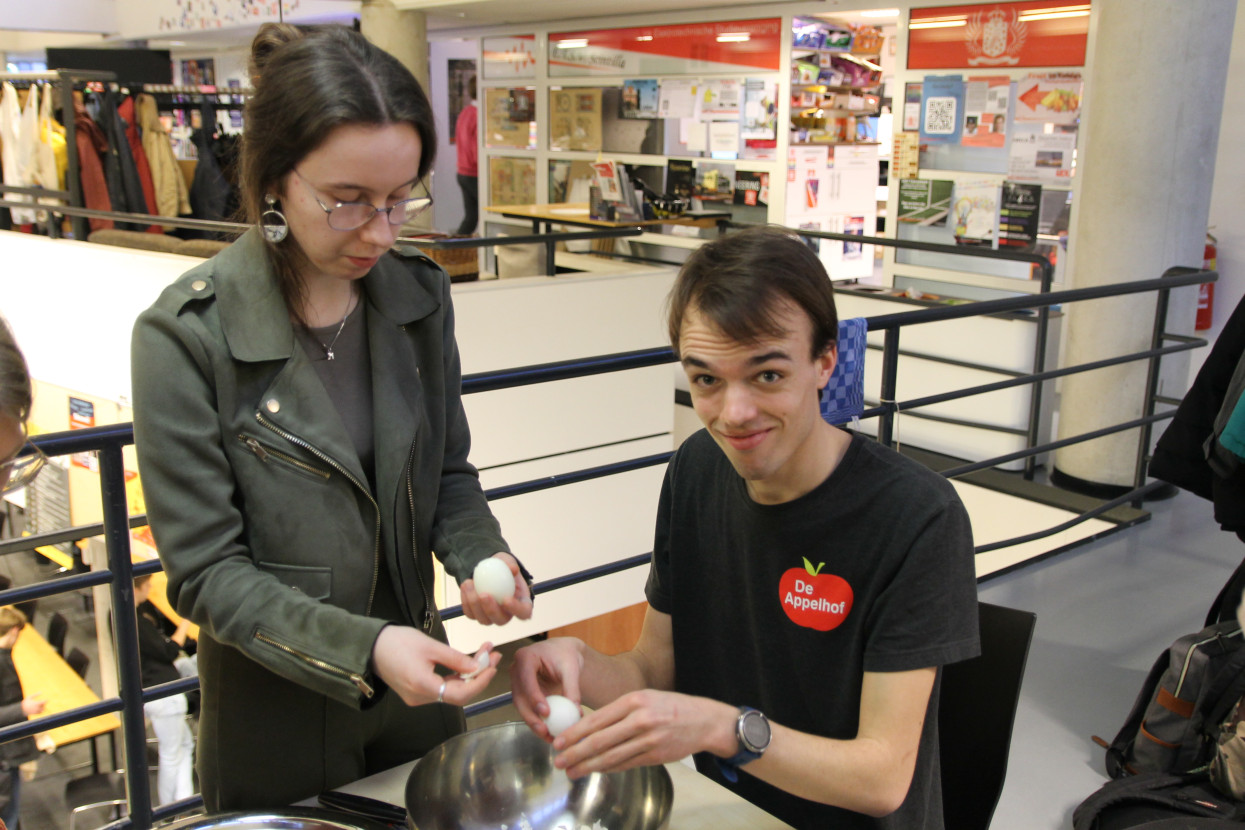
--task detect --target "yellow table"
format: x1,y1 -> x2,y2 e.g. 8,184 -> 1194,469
12,625 -> 120,752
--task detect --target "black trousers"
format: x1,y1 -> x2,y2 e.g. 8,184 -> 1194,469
456,174 -> 479,236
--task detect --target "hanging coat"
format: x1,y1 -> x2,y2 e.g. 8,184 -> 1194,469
136,93 -> 190,222
36,83 -> 66,197
0,82 -> 37,225
189,99 -> 231,234
73,96 -> 114,232
118,94 -> 162,234
98,88 -> 150,231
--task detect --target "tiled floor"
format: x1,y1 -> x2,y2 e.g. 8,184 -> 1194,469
5,481 -> 1242,830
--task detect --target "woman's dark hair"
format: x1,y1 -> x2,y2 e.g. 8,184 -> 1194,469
242,23 -> 437,319
666,226 -> 838,359
0,317 -> 32,424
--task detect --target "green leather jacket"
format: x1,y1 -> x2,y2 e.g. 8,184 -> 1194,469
131,230 -> 510,707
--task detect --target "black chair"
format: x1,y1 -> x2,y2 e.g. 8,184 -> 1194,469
938,601 -> 1037,830
66,646 -> 90,679
65,771 -> 128,830
46,611 -> 69,657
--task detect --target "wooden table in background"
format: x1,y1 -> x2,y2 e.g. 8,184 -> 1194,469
486,202 -> 728,254
12,625 -> 119,756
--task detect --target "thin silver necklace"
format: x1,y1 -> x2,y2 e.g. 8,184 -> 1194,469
318,290 -> 356,361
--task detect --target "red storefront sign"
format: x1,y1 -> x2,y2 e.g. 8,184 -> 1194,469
908,2 -> 1090,69
550,18 -> 781,76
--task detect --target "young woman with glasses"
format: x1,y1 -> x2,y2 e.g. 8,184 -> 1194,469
0,319 -> 44,499
130,23 -> 534,810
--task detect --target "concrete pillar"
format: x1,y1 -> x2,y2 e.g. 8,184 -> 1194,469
1051,0 -> 1236,492
359,0 -> 433,231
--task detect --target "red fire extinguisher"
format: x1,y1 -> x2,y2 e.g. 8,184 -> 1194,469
1197,231 -> 1217,331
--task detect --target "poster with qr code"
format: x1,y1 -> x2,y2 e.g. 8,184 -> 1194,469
919,75 -> 965,145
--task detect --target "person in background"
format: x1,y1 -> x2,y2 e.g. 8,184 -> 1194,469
454,77 -> 479,236
133,573 -> 197,805
130,24 -> 533,810
0,606 -> 47,830
0,318 -> 44,499
511,227 -> 980,829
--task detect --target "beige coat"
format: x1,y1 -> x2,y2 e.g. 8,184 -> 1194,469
137,93 -> 191,219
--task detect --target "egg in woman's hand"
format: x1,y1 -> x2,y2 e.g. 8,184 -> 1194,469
542,694 -> 582,737
472,557 -> 514,604
458,647 -> 492,681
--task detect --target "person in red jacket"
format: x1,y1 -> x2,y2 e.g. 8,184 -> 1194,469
454,78 -> 478,236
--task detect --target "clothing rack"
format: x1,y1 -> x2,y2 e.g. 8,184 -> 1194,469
0,68 -> 117,241
141,84 -> 253,97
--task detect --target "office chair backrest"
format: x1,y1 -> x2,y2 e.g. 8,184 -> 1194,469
47,611 -> 69,657
938,601 -> 1037,830
66,646 -> 90,679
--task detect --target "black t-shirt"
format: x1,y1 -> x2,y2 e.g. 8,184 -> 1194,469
646,430 -> 980,829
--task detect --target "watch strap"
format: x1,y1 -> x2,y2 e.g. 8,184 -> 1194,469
715,707 -> 768,783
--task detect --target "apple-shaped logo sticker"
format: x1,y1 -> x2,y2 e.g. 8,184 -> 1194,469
779,557 -> 853,631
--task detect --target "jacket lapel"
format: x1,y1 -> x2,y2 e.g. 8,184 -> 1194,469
365,254 -> 440,510
213,230 -> 369,487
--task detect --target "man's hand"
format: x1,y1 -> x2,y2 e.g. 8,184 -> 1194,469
21,694 -> 45,717
551,690 -> 737,778
459,553 -> 533,625
509,637 -> 586,739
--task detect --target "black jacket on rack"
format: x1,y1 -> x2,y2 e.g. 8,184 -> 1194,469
97,88 -> 150,231
188,100 -> 234,236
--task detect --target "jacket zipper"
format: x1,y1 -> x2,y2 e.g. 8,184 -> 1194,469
255,411 -> 382,621
238,434 -> 331,480
407,442 -> 434,632
254,630 -> 374,698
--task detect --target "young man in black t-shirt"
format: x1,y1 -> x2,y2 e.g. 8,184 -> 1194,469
511,226 -> 980,829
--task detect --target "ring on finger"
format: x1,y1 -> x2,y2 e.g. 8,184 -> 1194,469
437,679 -> 447,703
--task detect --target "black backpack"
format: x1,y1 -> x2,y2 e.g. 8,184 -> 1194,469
1099,620 -> 1245,779
1073,771 -> 1245,829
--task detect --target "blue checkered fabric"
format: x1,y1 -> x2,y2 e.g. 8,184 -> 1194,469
820,317 -> 867,426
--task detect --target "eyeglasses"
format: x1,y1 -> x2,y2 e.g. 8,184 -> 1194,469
292,169 -> 433,231
0,440 -> 47,495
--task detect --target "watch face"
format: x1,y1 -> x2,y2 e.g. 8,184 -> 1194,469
740,710 -> 771,753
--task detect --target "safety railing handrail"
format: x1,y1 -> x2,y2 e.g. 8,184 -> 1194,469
0,262 -> 1212,830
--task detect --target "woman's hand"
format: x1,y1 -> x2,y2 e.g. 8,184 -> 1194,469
459,552 -> 534,625
371,626 -> 499,706
21,694 -> 46,717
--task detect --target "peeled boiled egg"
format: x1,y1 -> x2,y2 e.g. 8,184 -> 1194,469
459,648 -> 492,681
472,557 -> 514,604
542,695 -> 582,737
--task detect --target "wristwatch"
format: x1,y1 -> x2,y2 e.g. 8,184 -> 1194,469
715,707 -> 771,783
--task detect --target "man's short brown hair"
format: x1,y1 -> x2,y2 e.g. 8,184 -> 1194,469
0,605 -> 28,637
666,226 -> 838,359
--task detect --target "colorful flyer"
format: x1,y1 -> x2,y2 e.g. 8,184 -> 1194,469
999,181 -> 1042,249
919,75 -> 965,145
960,76 -> 1010,147
1008,129 -> 1076,183
950,179 -> 999,243
620,79 -> 659,119
897,178 -> 953,225
1014,72 -> 1083,124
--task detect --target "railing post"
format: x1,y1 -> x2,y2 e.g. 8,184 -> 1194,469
100,441 -> 153,830
1131,267 -> 1189,506
878,328 -> 901,448
1024,260 -> 1055,479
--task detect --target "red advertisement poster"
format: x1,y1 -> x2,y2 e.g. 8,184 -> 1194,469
908,1 -> 1090,69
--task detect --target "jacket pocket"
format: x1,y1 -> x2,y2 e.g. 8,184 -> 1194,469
257,562 -> 332,601
237,434 -> 331,482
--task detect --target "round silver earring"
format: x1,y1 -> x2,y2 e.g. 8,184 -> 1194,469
261,195 -> 289,243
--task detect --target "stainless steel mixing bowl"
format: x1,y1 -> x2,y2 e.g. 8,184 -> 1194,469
404,721 -> 674,830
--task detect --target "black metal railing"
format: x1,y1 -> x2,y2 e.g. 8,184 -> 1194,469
0,237 -> 1212,829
